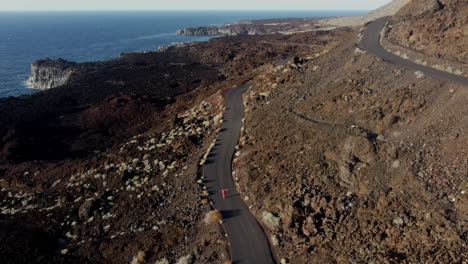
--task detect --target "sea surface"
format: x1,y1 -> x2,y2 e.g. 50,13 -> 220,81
0,10 -> 366,98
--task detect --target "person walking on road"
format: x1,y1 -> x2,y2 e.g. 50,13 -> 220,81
220,189 -> 229,199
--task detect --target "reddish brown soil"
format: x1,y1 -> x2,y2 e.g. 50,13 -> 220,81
0,30 -> 337,263
234,26 -> 467,263
387,0 -> 468,65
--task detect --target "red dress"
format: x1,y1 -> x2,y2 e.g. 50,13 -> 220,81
221,189 -> 228,199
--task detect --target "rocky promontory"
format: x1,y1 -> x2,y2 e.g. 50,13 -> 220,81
27,58 -> 78,90
176,25 -> 260,36
176,18 -> 324,36
176,26 -> 221,36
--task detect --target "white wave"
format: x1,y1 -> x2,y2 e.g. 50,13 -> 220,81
23,79 -> 33,89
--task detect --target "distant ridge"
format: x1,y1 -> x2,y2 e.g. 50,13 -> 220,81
319,0 -> 409,28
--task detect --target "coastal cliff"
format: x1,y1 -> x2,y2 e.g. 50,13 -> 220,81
176,26 -> 221,36
176,18 -> 323,36
27,58 -> 77,90
176,25 -> 270,36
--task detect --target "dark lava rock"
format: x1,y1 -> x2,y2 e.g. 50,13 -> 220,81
78,199 -> 95,220
0,220 -> 57,264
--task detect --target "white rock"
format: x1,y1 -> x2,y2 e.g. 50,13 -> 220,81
271,235 -> 279,246
393,217 -> 404,225
262,212 -> 281,228
391,160 -> 400,168
414,71 -> 425,79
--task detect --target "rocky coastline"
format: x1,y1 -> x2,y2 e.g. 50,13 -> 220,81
157,41 -> 200,52
176,17 -> 324,36
27,58 -> 78,90
176,24 -> 282,36
176,26 -> 221,36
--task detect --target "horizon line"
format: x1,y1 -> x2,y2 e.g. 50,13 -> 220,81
0,9 -> 370,12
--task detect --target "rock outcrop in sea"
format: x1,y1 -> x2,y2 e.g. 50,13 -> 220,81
27,58 -> 77,90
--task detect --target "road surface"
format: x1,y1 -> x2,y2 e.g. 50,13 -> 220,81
359,17 -> 468,86
203,85 -> 276,264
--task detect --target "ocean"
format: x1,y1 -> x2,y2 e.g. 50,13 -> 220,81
0,10 -> 365,98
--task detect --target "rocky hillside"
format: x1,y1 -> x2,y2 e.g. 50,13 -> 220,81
1,1 -> 466,263
0,31 -> 335,263
386,0 -> 468,65
1,43 -> 229,264
233,24 -> 467,263
319,0 -> 409,28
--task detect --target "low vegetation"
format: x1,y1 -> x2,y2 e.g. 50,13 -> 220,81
204,210 -> 223,224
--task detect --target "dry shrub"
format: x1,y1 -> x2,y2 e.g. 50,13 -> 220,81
204,210 -> 222,224
130,251 -> 146,264
176,255 -> 193,264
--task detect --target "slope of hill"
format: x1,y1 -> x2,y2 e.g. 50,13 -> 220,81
0,30 -> 340,263
236,26 -> 467,263
386,0 -> 468,65
320,0 -> 409,28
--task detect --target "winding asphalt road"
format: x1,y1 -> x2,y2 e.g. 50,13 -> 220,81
360,17 -> 468,86
203,85 -> 276,264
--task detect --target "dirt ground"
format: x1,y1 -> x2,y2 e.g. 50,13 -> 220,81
0,30 -> 340,263
235,25 -> 467,264
386,0 -> 468,65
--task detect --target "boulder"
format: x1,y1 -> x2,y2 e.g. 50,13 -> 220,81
302,216 -> 317,236
337,135 -> 377,188
79,199 -> 95,220
418,0 -> 442,15
342,136 -> 377,164
393,216 -> 404,225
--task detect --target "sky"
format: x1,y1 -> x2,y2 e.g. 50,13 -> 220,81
0,0 -> 393,11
